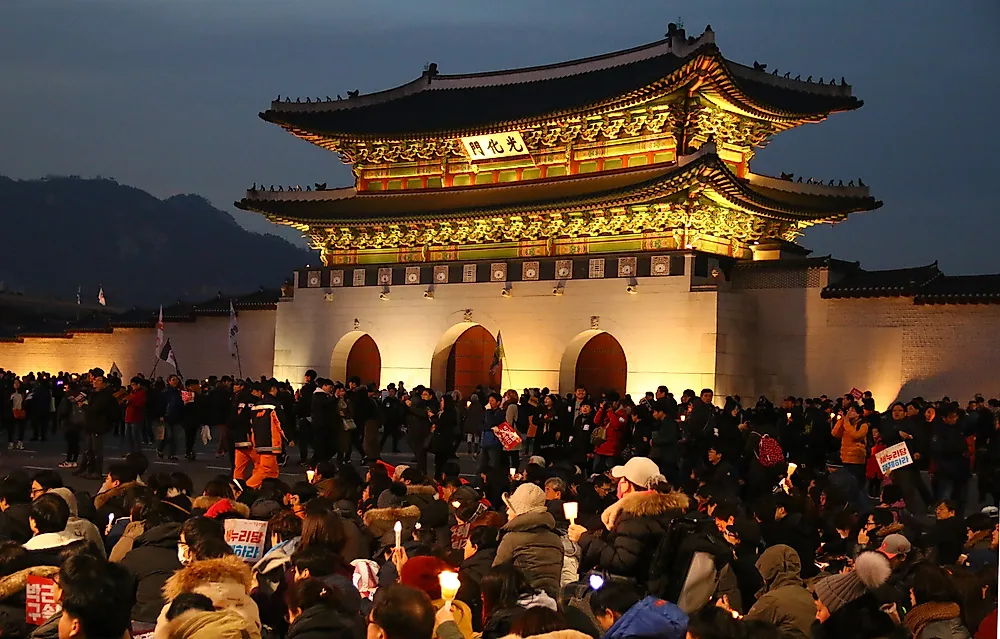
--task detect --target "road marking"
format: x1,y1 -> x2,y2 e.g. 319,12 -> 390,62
152,461 -> 179,466
22,465 -> 53,470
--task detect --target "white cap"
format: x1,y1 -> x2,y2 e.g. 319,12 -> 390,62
611,457 -> 662,489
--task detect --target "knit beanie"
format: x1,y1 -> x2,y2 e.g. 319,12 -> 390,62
502,483 -> 546,516
377,483 -> 407,509
813,551 -> 891,613
250,499 -> 282,521
400,555 -> 451,600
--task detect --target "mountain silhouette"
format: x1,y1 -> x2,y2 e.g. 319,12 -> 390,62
0,175 -> 314,307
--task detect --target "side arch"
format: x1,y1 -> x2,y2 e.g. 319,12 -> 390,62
559,330 -> 628,396
330,331 -> 381,386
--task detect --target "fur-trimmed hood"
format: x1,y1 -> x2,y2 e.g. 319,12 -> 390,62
163,608 -> 252,639
94,480 -> 144,510
0,566 -> 58,600
191,495 -> 251,518
362,504 -> 421,527
406,484 -> 438,498
601,490 -> 690,530
965,528 -> 993,550
875,521 -> 904,538
499,631 -> 591,639
163,555 -> 252,601
23,530 -> 81,552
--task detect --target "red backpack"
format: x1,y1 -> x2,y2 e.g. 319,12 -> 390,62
756,434 -> 785,467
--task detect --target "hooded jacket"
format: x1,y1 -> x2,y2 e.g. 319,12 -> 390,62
457,547 -> 497,632
494,510 -> 563,597
22,530 -> 89,568
578,490 -> 688,586
120,522 -> 183,622
604,596 -> 688,639
108,520 -> 146,562
744,545 -> 815,639
163,609 -> 251,639
190,495 -> 252,518
286,603 -> 364,639
0,502 -> 32,544
362,504 -> 421,554
155,555 -> 261,639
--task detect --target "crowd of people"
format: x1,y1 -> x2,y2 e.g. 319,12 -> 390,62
0,364 -> 997,639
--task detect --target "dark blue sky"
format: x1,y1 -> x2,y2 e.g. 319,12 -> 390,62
2,1 -> 998,273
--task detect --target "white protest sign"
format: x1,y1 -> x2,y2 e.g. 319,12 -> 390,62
875,441 -> 913,475
224,518 -> 268,563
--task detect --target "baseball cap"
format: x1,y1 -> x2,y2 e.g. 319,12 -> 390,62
611,457 -> 662,489
879,533 -> 911,558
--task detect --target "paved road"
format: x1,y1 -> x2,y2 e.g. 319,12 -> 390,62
0,434 -> 482,493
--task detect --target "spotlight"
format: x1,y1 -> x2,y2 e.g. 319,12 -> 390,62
423,290 -> 434,300
379,292 -> 390,301
626,285 -> 638,295
552,287 -> 564,296
500,285 -> 512,298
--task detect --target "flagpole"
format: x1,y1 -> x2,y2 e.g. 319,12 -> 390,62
234,342 -> 244,379
150,356 -> 160,378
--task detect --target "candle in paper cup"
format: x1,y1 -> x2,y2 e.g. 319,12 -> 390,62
786,412 -> 792,419
439,571 -> 461,601
563,501 -> 578,524
451,500 -> 461,509
787,462 -> 797,478
306,469 -> 315,483
393,521 -> 402,549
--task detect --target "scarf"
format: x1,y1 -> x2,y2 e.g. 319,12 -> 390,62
903,602 -> 962,637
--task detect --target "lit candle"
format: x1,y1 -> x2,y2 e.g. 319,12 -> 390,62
509,467 -> 517,478
451,500 -> 461,509
439,570 -> 461,604
787,462 -> 797,478
680,414 -> 686,422
394,521 -> 402,549
786,412 -> 792,419
563,501 -> 578,525
306,469 -> 315,483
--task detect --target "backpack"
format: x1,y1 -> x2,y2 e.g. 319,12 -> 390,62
756,433 -> 785,467
646,513 -> 712,599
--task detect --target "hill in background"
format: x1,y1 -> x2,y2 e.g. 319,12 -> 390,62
0,175 -> 314,307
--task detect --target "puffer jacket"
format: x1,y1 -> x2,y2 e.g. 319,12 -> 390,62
457,548 -> 497,632
362,504 -> 421,555
154,555 -> 261,639
493,511 -> 563,597
578,490 -> 688,587
904,603 -> 971,639
163,609 -> 250,639
0,566 -> 59,639
108,520 -> 146,562
286,603 -> 364,639
120,522 -> 183,622
832,418 -> 868,465
744,545 -> 815,639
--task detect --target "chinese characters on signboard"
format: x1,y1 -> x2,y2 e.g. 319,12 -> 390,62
25,575 -> 60,625
224,518 -> 268,562
460,131 -> 529,161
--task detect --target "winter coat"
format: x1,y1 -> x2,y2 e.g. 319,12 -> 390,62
605,596 -> 688,639
482,406 -> 506,449
495,632 -> 591,639
650,418 -> 680,468
84,386 -> 119,434
930,423 -> 971,479
286,604 -> 364,639
593,407 -> 627,457
250,537 -> 299,631
124,387 -> 147,423
162,609 -> 250,639
745,544 -> 815,639
464,398 -> 485,435
406,484 -> 450,546
0,566 -> 59,639
120,522 -> 183,622
406,398 -> 434,451
578,490 -> 688,587
0,502 -> 32,544
457,548 -> 497,632
22,530 -> 89,568
832,418 -> 868,465
362,504 -> 421,555
493,511 -> 563,597
154,555 -> 262,639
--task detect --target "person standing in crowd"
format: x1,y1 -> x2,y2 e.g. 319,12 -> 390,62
77,374 -> 118,480
380,384 -> 405,454
123,376 -> 147,455
296,369 -> 318,466
158,374 -> 184,461
405,388 -> 434,474
833,403 -> 869,490
7,378 -> 25,450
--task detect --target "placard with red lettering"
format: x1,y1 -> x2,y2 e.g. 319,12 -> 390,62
492,422 -> 522,452
850,387 -> 864,400
25,575 -> 60,625
875,442 -> 913,475
181,390 -> 195,404
224,518 -> 268,562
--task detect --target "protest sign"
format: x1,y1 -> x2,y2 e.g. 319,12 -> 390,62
876,441 -> 913,475
224,518 -> 267,562
25,575 -> 60,625
850,388 -> 864,400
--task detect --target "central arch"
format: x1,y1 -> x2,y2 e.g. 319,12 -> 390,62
331,331 -> 382,387
430,322 -> 500,398
559,330 -> 627,396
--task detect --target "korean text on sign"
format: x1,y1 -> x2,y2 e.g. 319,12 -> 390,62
460,131 -> 529,161
25,575 -> 60,625
224,518 -> 268,562
875,442 -> 913,475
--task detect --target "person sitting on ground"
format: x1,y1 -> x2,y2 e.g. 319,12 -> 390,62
163,592 -> 250,639
366,584 -> 438,639
740,544 -> 816,638
22,494 -> 93,566
456,525 -> 500,632
284,577 -> 365,639
494,483 -> 563,598
47,553 -> 135,639
902,564 -> 973,639
119,504 -> 183,623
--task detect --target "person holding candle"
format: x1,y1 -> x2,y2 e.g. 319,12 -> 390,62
494,483 -> 563,598
398,555 -> 475,638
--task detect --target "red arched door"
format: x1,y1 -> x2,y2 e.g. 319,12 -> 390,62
346,334 -> 381,388
446,326 -> 500,398
575,333 -> 627,395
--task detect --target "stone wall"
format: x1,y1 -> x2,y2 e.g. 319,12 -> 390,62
0,310 -> 277,380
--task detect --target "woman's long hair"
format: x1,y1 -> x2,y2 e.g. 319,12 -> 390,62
480,564 -> 532,624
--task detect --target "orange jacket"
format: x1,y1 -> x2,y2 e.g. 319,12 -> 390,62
832,417 -> 868,465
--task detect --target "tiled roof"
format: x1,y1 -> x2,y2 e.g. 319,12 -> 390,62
237,151 -> 880,225
914,274 -> 1000,305
822,264 -> 943,299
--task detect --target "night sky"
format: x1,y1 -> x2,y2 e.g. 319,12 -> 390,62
2,1 -> 997,274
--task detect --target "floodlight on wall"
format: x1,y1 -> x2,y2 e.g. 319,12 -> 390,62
379,286 -> 390,301
500,283 -> 512,298
323,291 -> 335,302
423,286 -> 435,300
552,282 -> 565,296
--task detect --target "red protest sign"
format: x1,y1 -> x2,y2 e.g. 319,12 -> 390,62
850,388 -> 864,400
492,422 -> 522,452
25,575 -> 60,625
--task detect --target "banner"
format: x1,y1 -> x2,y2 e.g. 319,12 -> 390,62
875,441 -> 913,475
224,518 -> 267,562
492,421 -> 522,452
850,387 -> 864,400
25,575 -> 60,625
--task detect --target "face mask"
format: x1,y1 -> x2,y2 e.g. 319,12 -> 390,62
616,478 -> 630,500
177,546 -> 188,565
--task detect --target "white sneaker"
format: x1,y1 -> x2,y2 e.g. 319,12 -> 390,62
15,441 -> 23,450
6,443 -> 11,450
58,461 -> 73,468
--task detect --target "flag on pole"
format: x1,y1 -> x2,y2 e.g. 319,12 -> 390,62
109,362 -> 122,378
97,287 -> 107,306
155,306 -> 164,358
490,331 -> 505,375
228,301 -> 239,357
159,339 -> 177,370
76,286 -> 81,306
